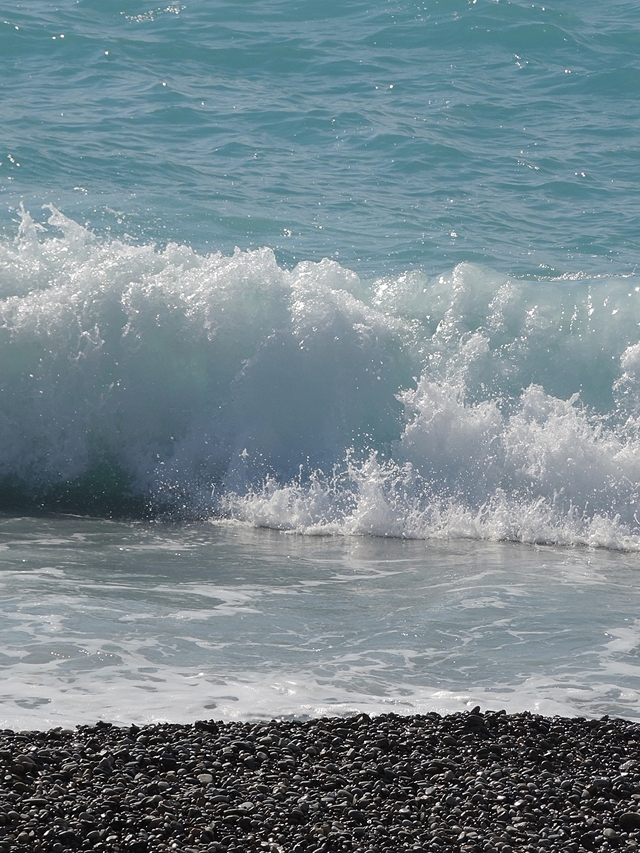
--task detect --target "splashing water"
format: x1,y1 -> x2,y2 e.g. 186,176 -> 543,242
2,208 -> 640,548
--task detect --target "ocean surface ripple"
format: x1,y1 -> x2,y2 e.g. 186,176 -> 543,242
2,1 -> 640,729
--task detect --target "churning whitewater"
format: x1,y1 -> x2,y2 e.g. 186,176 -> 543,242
2,207 -> 640,548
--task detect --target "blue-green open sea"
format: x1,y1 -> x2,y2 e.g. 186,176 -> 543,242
2,0 -> 640,728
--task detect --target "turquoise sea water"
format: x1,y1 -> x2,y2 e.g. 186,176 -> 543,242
3,0 -> 640,274
2,0 -> 640,726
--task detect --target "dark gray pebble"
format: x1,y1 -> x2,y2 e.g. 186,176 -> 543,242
620,811 -> 640,831
0,711 -> 639,852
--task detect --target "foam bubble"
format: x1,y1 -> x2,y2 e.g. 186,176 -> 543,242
2,208 -> 640,547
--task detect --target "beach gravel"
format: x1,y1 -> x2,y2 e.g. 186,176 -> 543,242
0,709 -> 639,852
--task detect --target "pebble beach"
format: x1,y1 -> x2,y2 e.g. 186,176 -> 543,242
1,710 -> 639,853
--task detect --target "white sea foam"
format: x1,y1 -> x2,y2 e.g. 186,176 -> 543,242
1,517 -> 639,728
3,666 -> 632,731
2,208 -> 640,548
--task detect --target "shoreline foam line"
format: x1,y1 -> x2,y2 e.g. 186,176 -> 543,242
1,710 -> 639,852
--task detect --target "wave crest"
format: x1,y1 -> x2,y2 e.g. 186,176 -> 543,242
2,208 -> 640,548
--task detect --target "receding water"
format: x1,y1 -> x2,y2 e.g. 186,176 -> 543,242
1,513 -> 639,728
2,0 -> 640,726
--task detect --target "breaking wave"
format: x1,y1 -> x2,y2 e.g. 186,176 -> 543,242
2,207 -> 640,548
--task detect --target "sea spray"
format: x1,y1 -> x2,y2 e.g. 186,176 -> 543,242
2,207 -> 640,547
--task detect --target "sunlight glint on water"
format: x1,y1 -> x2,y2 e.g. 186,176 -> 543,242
2,0 -> 640,725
